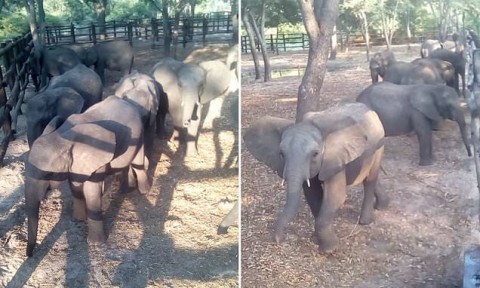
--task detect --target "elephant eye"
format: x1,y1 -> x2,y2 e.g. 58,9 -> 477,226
312,151 -> 319,157
279,152 -> 284,160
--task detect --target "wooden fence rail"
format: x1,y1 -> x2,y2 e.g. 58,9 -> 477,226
0,32 -> 35,167
44,14 -> 233,48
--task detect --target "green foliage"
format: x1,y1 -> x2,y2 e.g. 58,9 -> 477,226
276,22 -> 305,34
108,0 -> 151,20
0,9 -> 28,41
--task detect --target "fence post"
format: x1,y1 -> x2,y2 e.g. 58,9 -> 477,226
227,16 -> 231,33
302,34 -> 305,50
91,22 -> 97,44
202,17 -> 208,45
282,34 -> 286,52
270,34 -> 274,53
71,23 -> 76,43
127,22 -> 133,46
113,20 -> 117,38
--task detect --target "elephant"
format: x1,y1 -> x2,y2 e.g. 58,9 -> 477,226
369,50 -> 396,83
38,46 -> 83,88
25,95 -> 150,257
26,87 -> 84,146
217,201 -> 238,235
84,40 -> 134,84
26,64 -> 103,146
356,82 -> 471,166
383,59 -> 455,88
151,46 -> 238,154
420,39 -> 442,58
244,103 -> 388,252
429,49 -> 465,95
114,71 -> 167,154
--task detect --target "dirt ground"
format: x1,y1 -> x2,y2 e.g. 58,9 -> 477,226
0,39 -> 239,287
241,45 -> 480,287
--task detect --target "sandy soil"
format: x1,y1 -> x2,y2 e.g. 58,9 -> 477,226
0,38 -> 239,287
241,45 -> 480,287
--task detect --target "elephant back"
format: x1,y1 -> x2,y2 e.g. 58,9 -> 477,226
48,64 -> 103,109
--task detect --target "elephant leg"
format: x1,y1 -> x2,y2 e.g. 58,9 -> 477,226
411,111 -> 434,166
119,167 -> 136,194
302,177 -> 323,218
315,170 -> 346,252
359,147 -> 388,225
95,63 -> 106,84
155,109 -> 167,137
131,144 -> 151,195
70,182 -> 87,221
83,180 -> 106,243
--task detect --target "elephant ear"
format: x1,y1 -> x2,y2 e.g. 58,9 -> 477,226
84,48 -> 98,67
199,60 -> 231,104
304,112 -> 369,181
42,115 -> 67,136
409,90 -> 442,121
63,123 -> 116,183
244,116 -> 294,177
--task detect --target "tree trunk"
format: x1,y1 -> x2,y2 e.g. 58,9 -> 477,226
260,0 -> 266,40
249,12 -> 271,82
24,0 -> 43,84
295,0 -> 339,123
329,25 -> 337,60
37,0 -> 45,46
95,0 -> 107,37
162,0 -> 171,56
360,10 -> 370,62
406,7 -> 411,50
242,11 -> 261,80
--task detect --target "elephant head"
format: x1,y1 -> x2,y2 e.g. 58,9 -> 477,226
26,87 -> 84,147
244,104 -> 381,241
114,72 -> 161,128
369,50 -> 396,83
410,85 -> 471,156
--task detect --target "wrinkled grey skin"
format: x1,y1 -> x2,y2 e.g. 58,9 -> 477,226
383,59 -> 455,88
39,46 -> 83,87
84,40 -> 134,83
151,46 -> 238,154
26,64 -> 103,146
420,39 -> 442,58
217,201 -> 238,234
429,49 -> 466,95
369,50 -> 396,83
244,103 -> 387,252
25,96 -> 150,257
47,64 -> 103,108
114,71 -> 167,155
357,82 -> 471,165
26,87 -> 84,147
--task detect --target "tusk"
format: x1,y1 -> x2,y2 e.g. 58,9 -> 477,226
306,179 -> 310,187
281,179 -> 285,186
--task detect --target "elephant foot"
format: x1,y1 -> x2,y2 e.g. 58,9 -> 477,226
272,228 -> 286,243
359,213 -> 374,225
87,219 -> 106,243
217,226 -> 229,235
72,198 -> 87,221
374,194 -> 390,210
316,231 -> 338,253
419,158 -> 434,166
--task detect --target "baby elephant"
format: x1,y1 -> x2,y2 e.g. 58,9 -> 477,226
357,82 -> 471,165
25,96 -> 150,257
244,103 -> 388,253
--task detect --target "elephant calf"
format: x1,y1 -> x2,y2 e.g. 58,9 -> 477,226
357,82 -> 471,165
244,103 -> 388,252
25,96 -> 150,257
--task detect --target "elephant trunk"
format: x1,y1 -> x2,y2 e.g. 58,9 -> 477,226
453,107 -> 472,157
273,162 -> 309,243
25,177 -> 49,257
182,93 -> 197,127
